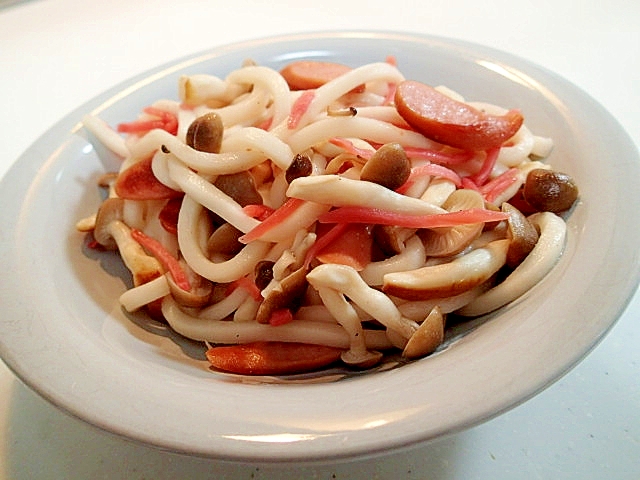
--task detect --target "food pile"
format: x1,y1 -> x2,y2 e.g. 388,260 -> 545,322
78,59 -> 578,375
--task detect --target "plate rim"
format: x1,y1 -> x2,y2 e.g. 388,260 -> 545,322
1,29 -> 640,462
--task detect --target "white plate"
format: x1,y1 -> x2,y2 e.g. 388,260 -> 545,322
1,31 -> 639,462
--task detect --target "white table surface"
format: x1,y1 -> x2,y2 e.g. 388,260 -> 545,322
1,0 -> 638,478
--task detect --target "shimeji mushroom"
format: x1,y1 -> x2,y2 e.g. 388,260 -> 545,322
306,263 -> 419,346
359,142 -> 412,191
501,202 -> 539,268
456,212 -> 566,316
316,286 -> 383,368
417,189 -> 486,257
403,306 -> 445,359
75,173 -> 119,232
93,197 -> 163,287
382,239 -> 510,301
165,258 -> 213,308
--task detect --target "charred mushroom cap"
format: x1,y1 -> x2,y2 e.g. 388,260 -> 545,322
186,112 -> 224,154
360,142 -> 411,191
502,202 -> 539,268
418,189 -> 485,257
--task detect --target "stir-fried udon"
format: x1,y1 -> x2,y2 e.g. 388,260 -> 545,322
78,58 -> 578,375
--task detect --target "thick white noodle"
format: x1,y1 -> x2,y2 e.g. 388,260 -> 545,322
177,196 -> 271,282
212,87 -> 270,127
233,296 -> 261,322
294,305 -> 338,323
167,157 -> 259,233
355,105 -> 408,125
199,288 -> 249,320
220,127 -> 294,170
286,116 -> 439,153
225,66 -> 292,128
150,150 -> 182,191
129,129 -> 267,175
246,201 -> 331,244
162,296 -> 393,349
292,62 -> 404,130
420,178 -> 457,206
82,115 -> 129,158
496,125 -> 535,167
119,275 -> 170,312
287,175 -> 445,215
457,212 -> 567,316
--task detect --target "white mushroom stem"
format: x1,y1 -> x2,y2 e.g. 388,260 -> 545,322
317,286 -> 381,366
359,235 -> 426,286
75,214 -> 97,232
107,220 -> 163,286
119,275 -> 170,312
287,175 -> 445,215
382,239 -> 510,300
161,296 -> 393,350
396,284 -> 488,319
456,212 -> 567,317
306,264 -> 419,340
178,73 -> 248,106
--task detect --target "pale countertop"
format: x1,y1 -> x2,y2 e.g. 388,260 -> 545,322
1,0 -> 639,478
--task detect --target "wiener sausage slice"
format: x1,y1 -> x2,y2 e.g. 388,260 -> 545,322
394,81 -> 524,151
280,60 -> 364,92
205,341 -> 344,375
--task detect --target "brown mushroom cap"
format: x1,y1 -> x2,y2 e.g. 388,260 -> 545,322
186,112 -> 224,154
285,153 -> 313,184
523,168 -> 579,213
403,306 -> 445,359
214,171 -> 263,207
255,266 -> 308,324
93,197 -> 126,249
502,202 -> 539,268
373,225 -> 417,256
360,143 -> 411,190
207,222 -> 243,257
